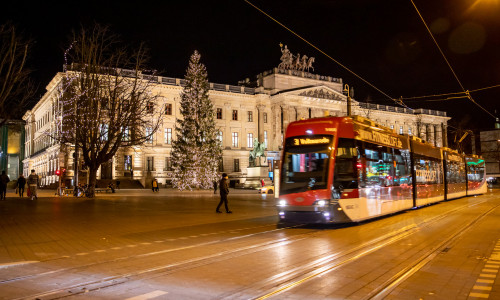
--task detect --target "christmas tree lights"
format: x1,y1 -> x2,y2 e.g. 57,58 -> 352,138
171,51 -> 222,191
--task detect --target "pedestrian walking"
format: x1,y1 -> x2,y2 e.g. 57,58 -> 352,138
152,179 -> 159,192
27,169 -> 40,200
0,170 -> 10,201
213,180 -> 217,194
216,173 -> 231,213
17,174 -> 26,198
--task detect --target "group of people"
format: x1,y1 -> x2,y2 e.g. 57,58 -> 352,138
2,170 -> 233,211
0,169 -> 40,201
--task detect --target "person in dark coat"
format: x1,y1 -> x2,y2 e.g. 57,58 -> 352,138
216,173 -> 231,213
27,169 -> 40,200
213,180 -> 217,194
0,170 -> 10,200
17,174 -> 26,198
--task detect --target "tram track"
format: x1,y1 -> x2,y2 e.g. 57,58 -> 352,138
249,198 -> 497,300
1,197 -> 492,299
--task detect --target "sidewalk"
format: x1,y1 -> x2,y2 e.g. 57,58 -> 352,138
2,187 -> 263,198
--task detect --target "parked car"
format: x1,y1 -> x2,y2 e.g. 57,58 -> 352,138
258,185 -> 274,194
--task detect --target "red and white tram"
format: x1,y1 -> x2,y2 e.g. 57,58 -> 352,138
277,116 -> 487,224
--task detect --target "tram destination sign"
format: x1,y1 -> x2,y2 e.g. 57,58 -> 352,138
357,128 -> 403,148
287,135 -> 332,146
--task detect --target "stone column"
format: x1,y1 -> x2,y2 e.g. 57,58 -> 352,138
442,123 -> 448,147
256,104 -> 265,142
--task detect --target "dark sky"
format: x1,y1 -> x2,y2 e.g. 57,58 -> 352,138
2,0 -> 499,130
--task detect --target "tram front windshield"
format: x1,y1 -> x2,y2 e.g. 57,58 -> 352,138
281,144 -> 330,195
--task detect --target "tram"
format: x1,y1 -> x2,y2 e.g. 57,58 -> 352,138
277,115 -> 487,224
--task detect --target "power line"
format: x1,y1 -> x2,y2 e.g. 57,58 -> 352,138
410,0 -> 495,119
243,0 -> 412,110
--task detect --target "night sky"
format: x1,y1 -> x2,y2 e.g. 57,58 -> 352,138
2,0 -> 499,131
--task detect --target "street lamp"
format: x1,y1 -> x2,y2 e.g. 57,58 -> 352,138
343,84 -> 354,116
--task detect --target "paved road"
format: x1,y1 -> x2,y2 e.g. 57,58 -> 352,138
0,188 -> 499,299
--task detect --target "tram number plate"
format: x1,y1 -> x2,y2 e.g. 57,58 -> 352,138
345,205 -> 355,209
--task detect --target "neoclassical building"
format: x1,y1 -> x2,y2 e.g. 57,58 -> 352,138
22,66 -> 449,188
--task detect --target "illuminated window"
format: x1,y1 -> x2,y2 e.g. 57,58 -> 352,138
146,127 -> 153,144
399,126 -> 403,134
124,155 -> 132,171
247,133 -> 253,148
408,127 -> 412,135
264,131 -> 268,149
232,110 -> 238,121
232,132 -> 238,147
164,128 -> 172,145
216,108 -> 222,119
217,130 -> 223,144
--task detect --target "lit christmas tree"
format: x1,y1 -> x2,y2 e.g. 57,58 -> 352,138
171,51 -> 222,190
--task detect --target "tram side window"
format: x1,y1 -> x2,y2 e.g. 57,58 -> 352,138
394,149 -> 411,186
467,160 -> 485,182
447,160 -> 466,184
357,142 -> 396,188
414,155 -> 443,184
334,138 -> 358,189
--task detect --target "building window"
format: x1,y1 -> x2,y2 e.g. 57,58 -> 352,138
247,111 -> 253,122
399,126 -> 403,135
164,157 -> 172,171
408,127 -> 412,135
247,133 -> 253,148
232,110 -> 238,121
263,112 -> 268,123
234,159 -> 240,172
264,131 -> 268,149
390,125 -> 394,130
146,127 -> 153,144
164,128 -> 172,145
232,132 -> 238,148
146,156 -> 154,171
123,127 -> 130,141
165,103 -> 172,115
216,108 -> 222,119
217,130 -> 223,144
147,102 -> 154,114
124,155 -> 132,171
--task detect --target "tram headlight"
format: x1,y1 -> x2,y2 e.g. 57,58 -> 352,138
278,199 -> 287,207
316,200 -> 328,207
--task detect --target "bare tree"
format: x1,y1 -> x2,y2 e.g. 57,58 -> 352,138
54,24 -> 162,197
0,23 -> 34,126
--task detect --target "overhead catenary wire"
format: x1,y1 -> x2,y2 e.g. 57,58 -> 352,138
243,0 -> 412,110
410,0 -> 496,119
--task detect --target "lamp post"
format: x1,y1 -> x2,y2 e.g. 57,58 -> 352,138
343,84 -> 354,116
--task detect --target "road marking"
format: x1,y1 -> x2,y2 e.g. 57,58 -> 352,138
482,269 -> 498,273
473,286 -> 492,291
127,245 -> 137,248
0,261 -> 38,269
469,239 -> 500,299
76,253 -> 88,256
485,265 -> 499,268
469,292 -> 489,298
94,250 -> 106,253
141,242 -> 152,245
125,290 -> 168,300
111,247 -> 122,250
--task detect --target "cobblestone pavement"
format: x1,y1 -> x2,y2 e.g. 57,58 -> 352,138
0,188 -> 499,299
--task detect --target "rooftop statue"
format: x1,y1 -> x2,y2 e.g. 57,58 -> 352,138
279,43 -> 315,72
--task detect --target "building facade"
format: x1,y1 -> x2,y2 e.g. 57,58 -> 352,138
22,67 -> 449,188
